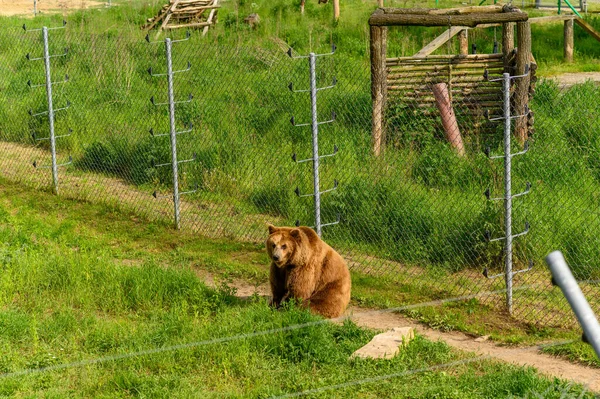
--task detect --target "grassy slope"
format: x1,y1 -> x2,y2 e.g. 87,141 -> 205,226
0,178 -> 593,398
0,0 -> 599,376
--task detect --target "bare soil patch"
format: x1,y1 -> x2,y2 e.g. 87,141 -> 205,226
550,72 -> 600,88
0,0 -> 105,17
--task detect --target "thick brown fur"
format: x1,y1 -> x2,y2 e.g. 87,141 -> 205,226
266,224 -> 351,318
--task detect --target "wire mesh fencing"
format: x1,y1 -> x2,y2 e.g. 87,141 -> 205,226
1,11 -> 600,330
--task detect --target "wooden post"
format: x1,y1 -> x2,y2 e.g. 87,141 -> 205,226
432,83 -> 466,157
564,18 -> 574,63
458,29 -> 469,55
378,0 -> 384,7
514,20 -> 531,145
370,25 -> 386,156
333,0 -> 340,21
502,22 -> 515,72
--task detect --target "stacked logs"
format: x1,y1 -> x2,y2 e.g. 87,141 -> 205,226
143,0 -> 220,33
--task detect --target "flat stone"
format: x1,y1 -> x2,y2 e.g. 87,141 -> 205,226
474,335 -> 490,342
351,327 -> 415,360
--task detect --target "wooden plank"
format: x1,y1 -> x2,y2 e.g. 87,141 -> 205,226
164,21 -> 212,29
414,26 -> 467,57
575,18 -> 600,43
203,0 -> 219,36
530,15 -> 576,24
157,0 -> 181,37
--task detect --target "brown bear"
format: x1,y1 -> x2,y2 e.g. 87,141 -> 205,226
266,224 -> 351,318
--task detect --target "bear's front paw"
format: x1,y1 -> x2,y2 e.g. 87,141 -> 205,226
269,297 -> 282,308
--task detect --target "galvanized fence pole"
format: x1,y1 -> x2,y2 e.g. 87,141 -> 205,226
148,32 -> 195,230
34,0 -> 38,16
501,72 -> 514,313
483,68 -> 532,314
42,27 -> 59,195
308,52 -> 322,236
288,45 -> 339,236
546,251 -> 600,359
165,38 -> 182,230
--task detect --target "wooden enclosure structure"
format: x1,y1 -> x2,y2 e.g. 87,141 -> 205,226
144,0 -> 220,36
369,5 -> 534,156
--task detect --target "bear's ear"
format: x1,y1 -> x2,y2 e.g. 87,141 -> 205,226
267,224 -> 277,234
290,229 -> 301,240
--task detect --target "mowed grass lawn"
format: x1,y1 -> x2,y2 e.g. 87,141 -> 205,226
0,179 -> 592,398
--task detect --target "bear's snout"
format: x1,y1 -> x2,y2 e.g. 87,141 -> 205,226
272,254 -> 280,262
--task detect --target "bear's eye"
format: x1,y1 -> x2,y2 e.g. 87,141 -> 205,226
281,244 -> 287,250
272,243 -> 276,248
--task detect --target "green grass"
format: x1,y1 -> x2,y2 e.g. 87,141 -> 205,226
0,178 -> 594,397
1,0 -> 600,376
0,0 -> 599,277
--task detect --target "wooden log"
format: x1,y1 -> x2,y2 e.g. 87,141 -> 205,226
502,22 -> 515,73
432,82 -> 465,157
369,12 -> 528,27
371,26 -> 387,156
386,53 -> 503,63
380,5 -> 504,15
514,21 -> 531,145
564,19 -> 574,63
387,63 -> 503,72
163,21 -> 212,29
414,26 -> 467,57
458,29 -> 468,55
333,0 -> 340,21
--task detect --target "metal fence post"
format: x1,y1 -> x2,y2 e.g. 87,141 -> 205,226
25,21 -> 71,195
502,72 -> 513,313
483,68 -> 532,315
165,38 -> 181,230
546,251 -> 600,359
289,45 -> 340,236
147,32 -> 195,230
42,27 -> 59,195
34,0 -> 37,16
308,52 -> 322,236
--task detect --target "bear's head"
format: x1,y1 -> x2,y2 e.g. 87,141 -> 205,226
266,224 -> 301,268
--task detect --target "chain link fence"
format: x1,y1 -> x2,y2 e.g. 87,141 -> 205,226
1,2 -> 599,328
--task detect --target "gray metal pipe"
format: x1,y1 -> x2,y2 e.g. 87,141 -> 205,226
546,251 -> 600,359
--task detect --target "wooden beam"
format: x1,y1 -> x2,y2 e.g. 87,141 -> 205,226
564,18 -> 574,63
530,15 -> 576,24
333,0 -> 340,21
502,22 -> 515,72
458,29 -> 468,55
164,21 -> 212,29
380,5 -> 505,15
203,0 -> 219,36
514,20 -> 531,145
369,12 -> 528,27
370,26 -> 386,156
574,18 -> 600,43
159,0 -> 181,32
414,26 -> 467,57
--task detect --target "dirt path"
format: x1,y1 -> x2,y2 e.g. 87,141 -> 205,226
207,276 -> 600,393
0,0 -> 105,16
550,72 -> 600,88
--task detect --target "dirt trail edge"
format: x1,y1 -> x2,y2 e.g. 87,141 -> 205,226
206,276 -> 600,392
